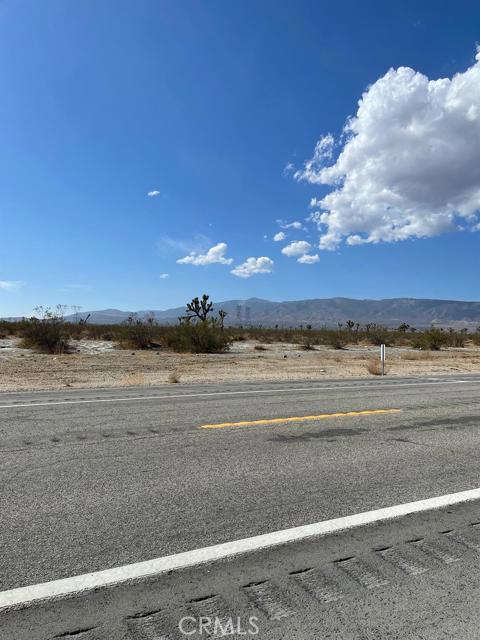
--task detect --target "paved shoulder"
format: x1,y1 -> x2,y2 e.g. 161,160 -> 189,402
2,500 -> 480,639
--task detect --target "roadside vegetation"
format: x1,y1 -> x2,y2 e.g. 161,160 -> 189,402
11,305 -> 71,354
366,357 -> 384,375
2,298 -> 480,355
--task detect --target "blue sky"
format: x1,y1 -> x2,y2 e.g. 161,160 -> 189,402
1,0 -> 480,316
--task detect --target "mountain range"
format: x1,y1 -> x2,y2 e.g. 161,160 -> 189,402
63,297 -> 480,329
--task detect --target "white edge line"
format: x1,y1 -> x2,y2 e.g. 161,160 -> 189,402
0,379 -> 473,410
2,486 -> 480,610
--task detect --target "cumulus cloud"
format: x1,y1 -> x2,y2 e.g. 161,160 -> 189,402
147,190 -> 161,197
281,240 -> 312,257
231,257 -> 274,278
295,135 -> 334,183
296,49 -> 480,249
273,231 -> 286,242
159,273 -> 169,279
0,280 -> 24,290
177,242 -> 232,266
298,253 -> 320,264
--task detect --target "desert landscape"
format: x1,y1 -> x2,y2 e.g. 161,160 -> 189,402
2,296 -> 480,392
1,335 -> 480,392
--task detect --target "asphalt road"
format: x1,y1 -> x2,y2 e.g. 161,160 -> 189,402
2,374 -> 480,638
5,499 -> 480,639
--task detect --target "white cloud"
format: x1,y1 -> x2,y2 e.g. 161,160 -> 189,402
296,49 -> 480,249
294,135 -> 334,183
281,240 -> 319,263
0,280 -> 24,291
177,242 -> 232,266
159,273 -> 169,279
273,231 -> 286,242
298,253 -> 320,264
281,240 -> 312,257
278,220 -> 304,230
231,256 -> 274,278
147,190 -> 161,197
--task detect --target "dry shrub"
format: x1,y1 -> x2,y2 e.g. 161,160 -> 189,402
412,329 -> 446,351
168,371 -> 180,383
366,358 -> 384,375
327,331 -> 347,349
166,320 -> 231,353
299,335 -> 316,350
19,306 -> 70,354
116,316 -> 157,350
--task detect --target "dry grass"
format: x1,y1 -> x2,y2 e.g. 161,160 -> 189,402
168,371 -> 181,384
123,373 -> 146,386
401,351 -> 433,361
366,358 -> 384,375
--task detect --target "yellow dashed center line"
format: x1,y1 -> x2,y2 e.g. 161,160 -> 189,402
200,408 -> 401,429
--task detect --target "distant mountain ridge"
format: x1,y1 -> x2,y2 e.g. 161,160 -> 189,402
62,297 -> 480,329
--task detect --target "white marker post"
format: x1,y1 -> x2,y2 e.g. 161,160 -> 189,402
380,343 -> 386,376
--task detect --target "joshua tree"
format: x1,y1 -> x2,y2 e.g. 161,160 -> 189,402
79,313 -> 90,326
218,309 -> 227,331
186,294 -> 213,322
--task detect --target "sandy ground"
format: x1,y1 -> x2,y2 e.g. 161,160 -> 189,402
1,337 -> 480,392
